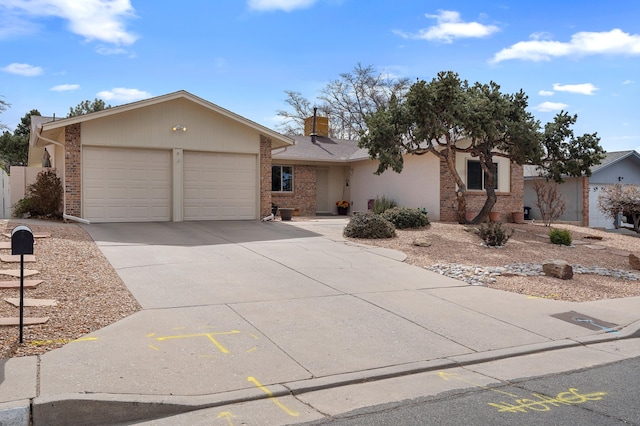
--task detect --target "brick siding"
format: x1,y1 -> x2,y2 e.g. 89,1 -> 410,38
64,123 -> 81,217
271,165 -> 317,216
259,135 -> 273,218
439,154 -> 524,222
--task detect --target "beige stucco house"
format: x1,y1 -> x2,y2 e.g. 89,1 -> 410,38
22,90 -> 524,223
26,90 -> 292,223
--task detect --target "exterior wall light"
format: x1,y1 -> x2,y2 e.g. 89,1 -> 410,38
172,125 -> 187,132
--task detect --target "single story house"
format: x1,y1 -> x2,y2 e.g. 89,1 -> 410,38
523,150 -> 640,229
22,90 -> 525,223
26,90 -> 293,223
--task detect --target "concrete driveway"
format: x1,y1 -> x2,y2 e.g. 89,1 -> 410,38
27,219 -> 640,424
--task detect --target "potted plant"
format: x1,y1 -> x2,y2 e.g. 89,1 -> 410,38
336,200 -> 350,215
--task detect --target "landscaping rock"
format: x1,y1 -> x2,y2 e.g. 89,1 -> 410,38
542,260 -> 573,280
629,253 -> 640,270
413,238 -> 431,247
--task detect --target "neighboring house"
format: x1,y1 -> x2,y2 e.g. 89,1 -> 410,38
26,90 -> 292,223
272,116 -> 524,222
523,150 -> 640,229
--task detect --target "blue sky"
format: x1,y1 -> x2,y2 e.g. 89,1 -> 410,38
1,0 -> 639,153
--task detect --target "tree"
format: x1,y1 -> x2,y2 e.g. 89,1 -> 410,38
360,71 -> 604,224
533,179 -> 566,226
0,96 -> 9,131
277,64 -> 410,139
0,109 -> 40,172
67,98 -> 111,117
598,184 -> 640,233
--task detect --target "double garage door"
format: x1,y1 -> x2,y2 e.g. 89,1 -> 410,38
83,147 -> 257,222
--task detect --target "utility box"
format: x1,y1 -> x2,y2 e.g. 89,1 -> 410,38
12,225 -> 34,255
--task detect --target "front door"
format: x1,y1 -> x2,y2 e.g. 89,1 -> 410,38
316,168 -> 329,213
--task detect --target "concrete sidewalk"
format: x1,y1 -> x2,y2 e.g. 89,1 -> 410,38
1,218 -> 639,425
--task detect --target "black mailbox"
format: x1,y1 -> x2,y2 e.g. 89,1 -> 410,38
12,225 -> 34,255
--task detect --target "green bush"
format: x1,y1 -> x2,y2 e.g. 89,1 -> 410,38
372,196 -> 397,214
478,222 -> 513,247
549,228 -> 572,246
13,169 -> 63,218
343,212 -> 396,239
382,207 -> 430,229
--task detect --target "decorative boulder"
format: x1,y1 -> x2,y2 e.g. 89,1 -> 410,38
413,238 -> 431,247
629,254 -> 640,270
542,260 -> 573,280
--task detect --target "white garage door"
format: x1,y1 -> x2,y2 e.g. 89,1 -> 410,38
83,147 -> 171,222
184,151 -> 257,220
589,184 -> 615,229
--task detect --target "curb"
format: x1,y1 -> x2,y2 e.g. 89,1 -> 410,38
26,324 -> 640,425
0,400 -> 30,426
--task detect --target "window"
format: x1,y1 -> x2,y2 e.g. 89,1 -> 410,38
467,160 -> 498,190
272,165 -> 293,192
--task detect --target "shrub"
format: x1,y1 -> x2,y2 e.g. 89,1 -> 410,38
343,212 -> 396,239
372,196 -> 397,214
478,222 -> 513,247
382,207 -> 430,229
13,169 -> 63,218
549,228 -> 572,246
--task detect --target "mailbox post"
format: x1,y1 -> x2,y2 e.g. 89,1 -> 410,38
11,225 -> 34,343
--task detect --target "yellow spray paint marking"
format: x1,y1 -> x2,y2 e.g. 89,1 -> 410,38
217,411 -> 235,425
29,336 -> 99,346
488,388 -> 607,413
148,345 -> 160,351
247,376 -> 299,417
438,371 -> 518,397
152,331 -> 241,354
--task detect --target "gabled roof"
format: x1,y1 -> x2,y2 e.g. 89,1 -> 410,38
524,150 -> 640,178
591,150 -> 640,174
30,90 -> 293,148
273,135 -> 366,163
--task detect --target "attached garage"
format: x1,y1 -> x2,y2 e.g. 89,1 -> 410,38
83,147 -> 171,222
28,90 -> 293,223
183,151 -> 257,220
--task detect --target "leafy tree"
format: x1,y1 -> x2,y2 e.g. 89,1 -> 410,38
67,98 -> 111,117
360,71 -> 604,224
277,63 -> 410,139
0,109 -> 40,172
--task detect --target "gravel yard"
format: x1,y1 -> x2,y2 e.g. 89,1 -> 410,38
348,221 -> 640,302
1,218 -> 639,360
0,220 -> 140,359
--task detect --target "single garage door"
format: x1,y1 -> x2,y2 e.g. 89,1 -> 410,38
83,147 -> 171,222
184,151 -> 257,220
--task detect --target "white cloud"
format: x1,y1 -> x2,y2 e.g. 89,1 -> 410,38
492,29 -> 640,62
534,101 -> 568,112
96,87 -> 151,102
394,10 -> 499,43
1,62 -> 43,76
538,90 -> 554,96
50,84 -> 79,91
248,0 -> 316,12
623,79 -> 635,85
552,83 -> 598,95
1,0 -> 137,45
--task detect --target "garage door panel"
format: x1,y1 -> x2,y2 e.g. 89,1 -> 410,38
84,147 -> 171,222
184,152 -> 257,220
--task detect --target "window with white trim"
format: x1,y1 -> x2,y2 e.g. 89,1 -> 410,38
272,165 -> 293,192
467,160 -> 498,190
